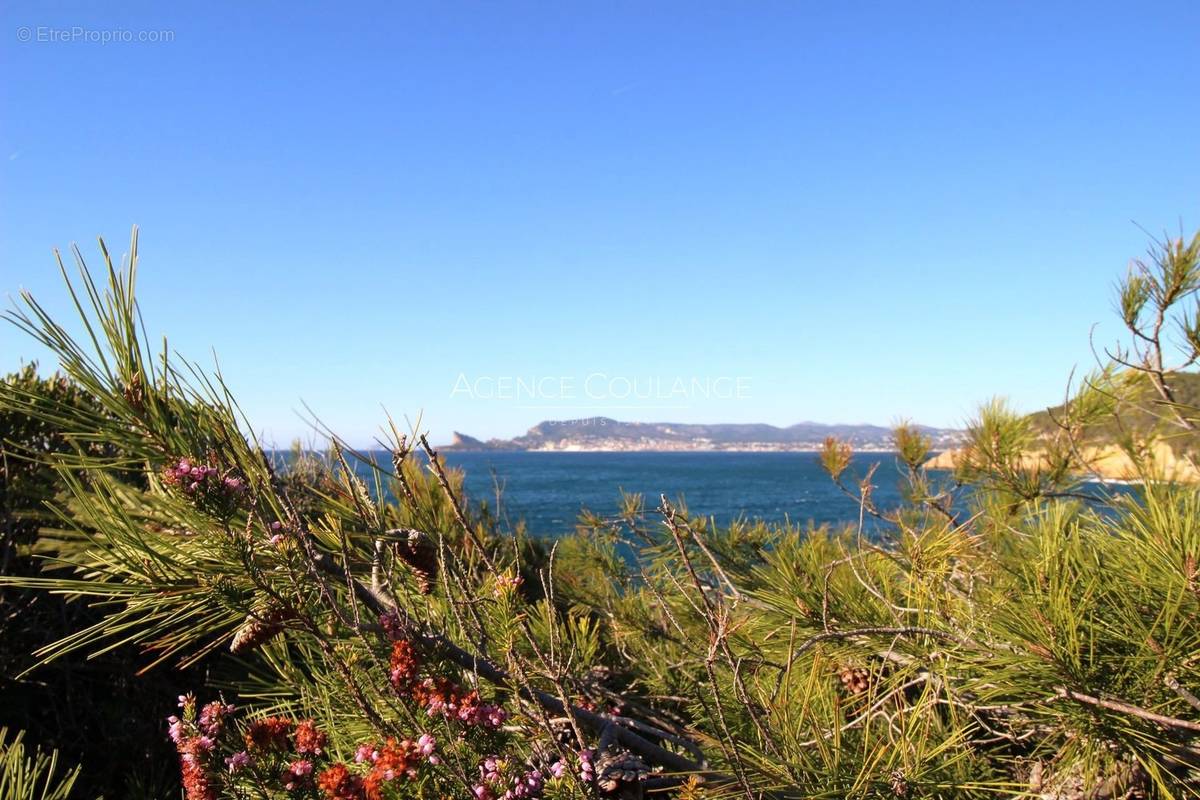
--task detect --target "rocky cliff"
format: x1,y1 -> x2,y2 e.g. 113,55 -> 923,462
926,437 -> 1199,483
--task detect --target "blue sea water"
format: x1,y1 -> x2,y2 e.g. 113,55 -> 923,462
418,451 -> 914,536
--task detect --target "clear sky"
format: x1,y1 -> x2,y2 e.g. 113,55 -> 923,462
2,1 -> 1198,446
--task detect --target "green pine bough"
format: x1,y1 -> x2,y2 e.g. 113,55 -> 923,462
1,227 -> 1199,798
0,729 -> 81,800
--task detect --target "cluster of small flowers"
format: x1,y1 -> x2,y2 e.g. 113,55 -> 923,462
162,457 -> 247,517
413,676 -> 508,729
577,749 -> 596,783
167,695 -> 234,800
388,638 -> 508,730
168,699 -> 446,799
492,572 -> 524,597
281,759 -> 315,791
471,755 -> 567,800
316,763 -> 366,799
295,719 -> 329,755
244,716 -> 296,752
225,751 -> 251,772
312,734 -> 439,800
388,638 -> 421,692
222,715 -> 328,790
361,735 -> 438,795
196,699 -> 236,738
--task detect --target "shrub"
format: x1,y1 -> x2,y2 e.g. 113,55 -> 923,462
1,228 -> 1198,798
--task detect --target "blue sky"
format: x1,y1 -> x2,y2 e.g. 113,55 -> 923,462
2,1 -> 1198,446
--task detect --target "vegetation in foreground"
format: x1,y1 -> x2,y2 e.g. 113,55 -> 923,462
2,228 -> 1200,799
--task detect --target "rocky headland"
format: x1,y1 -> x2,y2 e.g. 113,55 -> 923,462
445,417 -> 963,453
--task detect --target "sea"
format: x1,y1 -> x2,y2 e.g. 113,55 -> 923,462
398,451 -> 915,536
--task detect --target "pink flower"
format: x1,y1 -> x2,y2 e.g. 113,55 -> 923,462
225,751 -> 251,773
492,573 -> 524,597
197,701 -> 234,738
578,748 -> 596,782
282,759 -> 315,791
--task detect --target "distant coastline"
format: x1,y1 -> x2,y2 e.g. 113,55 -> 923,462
444,443 -> 914,453
443,417 -> 963,454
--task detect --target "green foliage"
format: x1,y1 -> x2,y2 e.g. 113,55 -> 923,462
2,227 -> 1200,799
892,421 -> 930,472
0,364 -> 188,799
0,362 -> 124,544
0,728 -> 83,800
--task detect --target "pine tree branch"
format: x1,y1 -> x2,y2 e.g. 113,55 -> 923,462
1165,674 -> 1200,714
310,552 -> 715,779
789,626 -> 965,662
1055,687 -> 1200,733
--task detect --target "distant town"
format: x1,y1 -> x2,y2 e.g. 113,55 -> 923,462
444,417 -> 964,453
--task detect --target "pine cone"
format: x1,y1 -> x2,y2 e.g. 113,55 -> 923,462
392,529 -> 438,594
596,750 -> 648,796
838,666 -> 872,695
230,603 -> 292,654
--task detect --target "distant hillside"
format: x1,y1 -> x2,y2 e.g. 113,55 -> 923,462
926,371 -> 1200,481
444,417 -> 963,452
1028,371 -> 1200,441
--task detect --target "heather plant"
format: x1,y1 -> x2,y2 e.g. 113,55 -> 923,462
1,227 -> 1199,799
